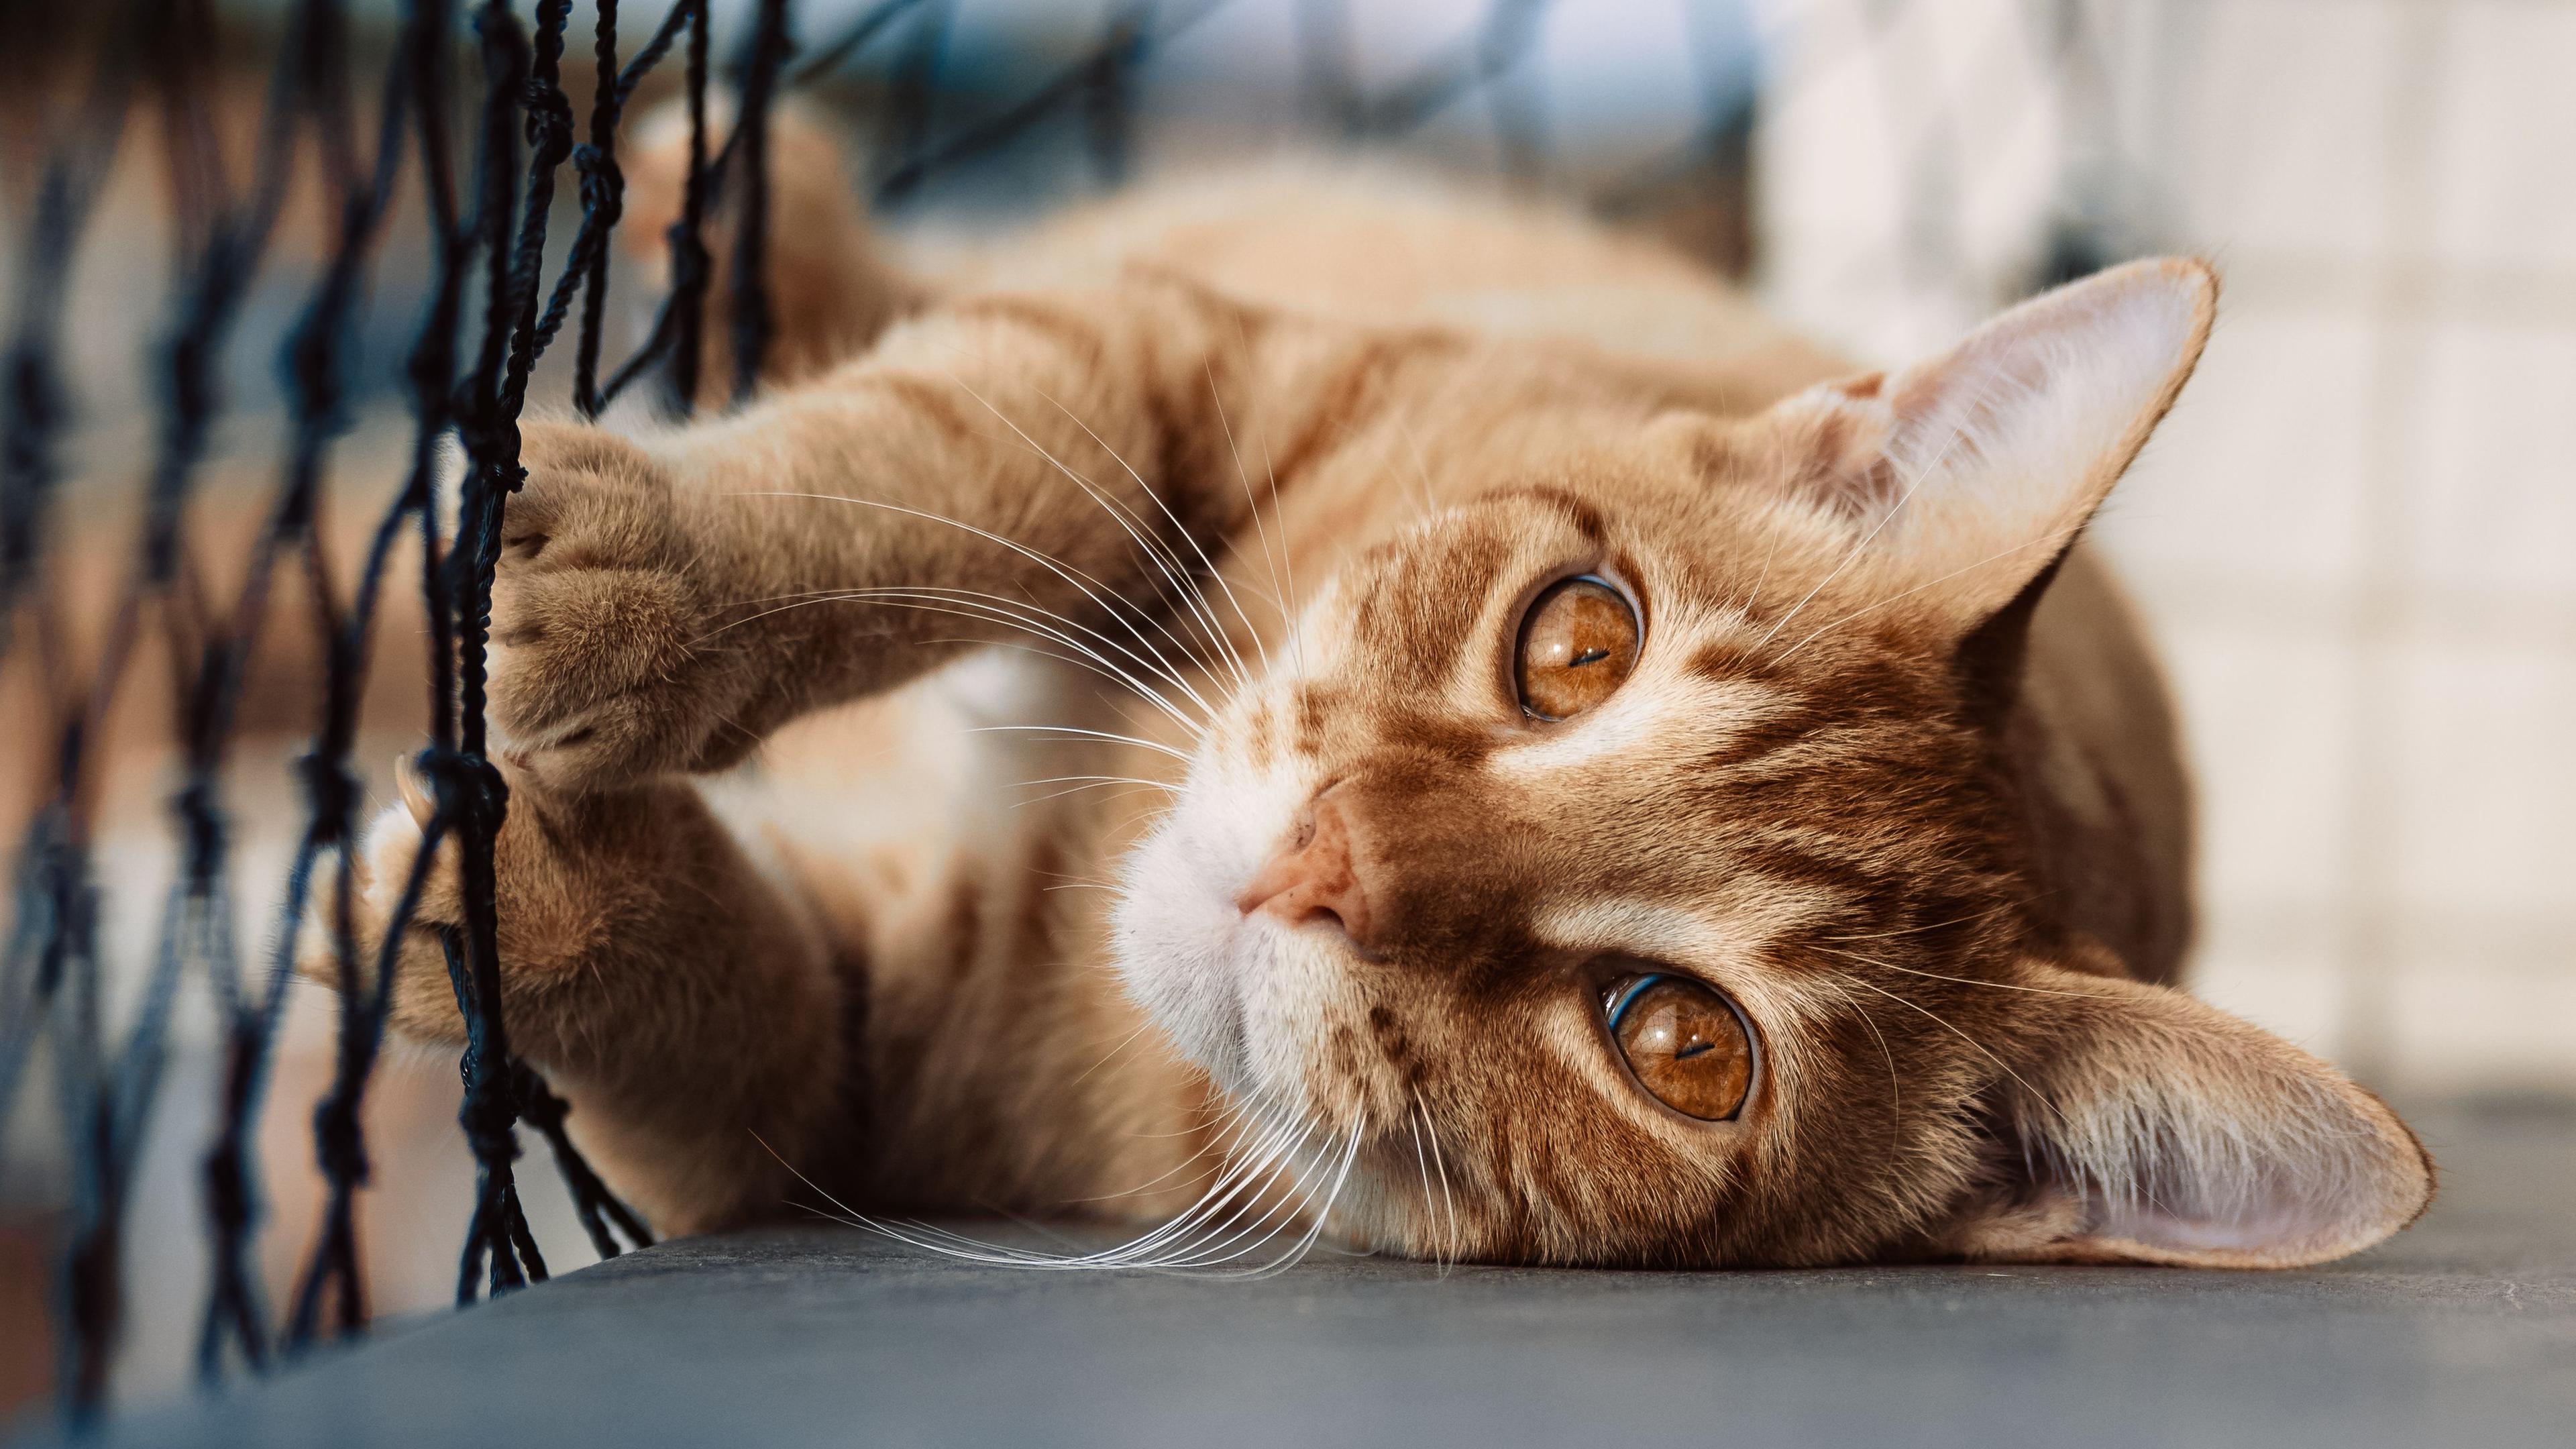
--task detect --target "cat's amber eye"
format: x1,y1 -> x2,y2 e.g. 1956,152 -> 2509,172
1605,974 -> 1754,1121
1515,576 -> 1639,721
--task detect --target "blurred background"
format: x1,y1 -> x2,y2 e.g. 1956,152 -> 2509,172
3,0 -> 2571,1423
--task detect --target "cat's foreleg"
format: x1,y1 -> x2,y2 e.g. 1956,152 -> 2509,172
307,758 -> 851,1236
494,280 -> 1297,792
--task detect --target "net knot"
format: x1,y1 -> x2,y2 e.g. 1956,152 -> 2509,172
522,77 -> 576,170
311,1095 -> 370,1188
572,142 -> 623,227
203,1139 -> 254,1235
509,1059 -> 570,1132
171,778 -> 227,876
455,1065 -> 525,1168
414,746 -> 509,826
445,415 -> 532,492
294,751 -> 361,838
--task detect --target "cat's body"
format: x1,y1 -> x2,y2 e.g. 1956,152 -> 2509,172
325,136 -> 2426,1271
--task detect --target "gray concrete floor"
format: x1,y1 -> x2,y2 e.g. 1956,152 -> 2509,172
36,1099 -> 2576,1449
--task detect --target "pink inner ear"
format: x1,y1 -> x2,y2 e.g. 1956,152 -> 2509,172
2017,1077 -> 2432,1267
1779,376 -> 1907,521
1760,259 -> 2216,629
1982,967 -> 2432,1269
2017,1119 -> 2424,1267
2086,1174 -> 2353,1255
1957,959 -> 2442,1263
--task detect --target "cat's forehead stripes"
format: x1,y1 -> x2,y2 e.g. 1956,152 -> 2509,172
1324,489 -> 1622,715
1336,520 -> 1517,691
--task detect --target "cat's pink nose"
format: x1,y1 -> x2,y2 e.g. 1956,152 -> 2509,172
1236,790 -> 1375,947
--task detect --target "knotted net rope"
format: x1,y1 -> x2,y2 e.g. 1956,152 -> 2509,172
0,0 -> 784,1425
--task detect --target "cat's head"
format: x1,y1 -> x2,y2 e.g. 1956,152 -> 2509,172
1113,260 -> 2432,1269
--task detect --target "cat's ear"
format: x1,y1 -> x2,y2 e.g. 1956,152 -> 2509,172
1764,258 -> 2216,631
1934,965 -> 2432,1269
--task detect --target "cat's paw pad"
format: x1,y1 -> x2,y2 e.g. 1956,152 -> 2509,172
489,423 -> 747,790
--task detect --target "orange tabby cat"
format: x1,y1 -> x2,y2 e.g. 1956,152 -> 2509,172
314,118 -> 2430,1271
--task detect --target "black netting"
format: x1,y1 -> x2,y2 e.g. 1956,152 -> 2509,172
0,0 -> 1776,1428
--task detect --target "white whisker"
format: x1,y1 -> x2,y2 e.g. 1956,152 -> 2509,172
1415,1085 -> 1460,1269
1818,943 -> 2116,999
1234,316 -> 1305,678
1392,414 -> 1441,522
730,492 -> 1223,720
1403,1101 -> 1450,1274
1029,382 -> 1266,688
1837,985 -> 1902,1161
936,373 -> 1240,692
1203,360 -> 1297,661
701,579 -> 1218,735
1230,1118 -> 1364,1278
1843,976 -> 2068,1126
971,723 -> 1193,764
1816,902 -> 2026,943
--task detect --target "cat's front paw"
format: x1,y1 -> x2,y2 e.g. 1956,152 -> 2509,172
488,423 -> 755,792
297,758 -> 637,1049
